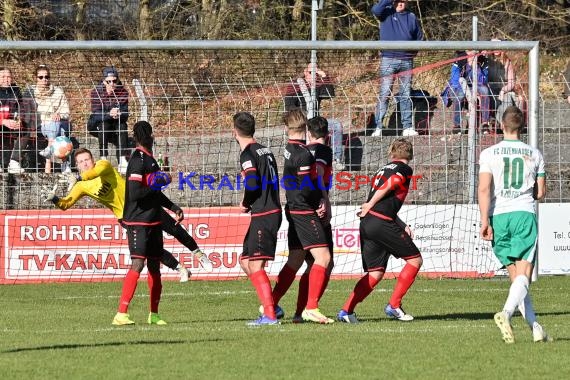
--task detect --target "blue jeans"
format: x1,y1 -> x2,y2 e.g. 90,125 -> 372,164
41,120 -> 70,139
327,118 -> 343,162
375,57 -> 413,130
450,87 -> 466,127
460,79 -> 491,126
476,85 -> 491,124
459,86 -> 491,126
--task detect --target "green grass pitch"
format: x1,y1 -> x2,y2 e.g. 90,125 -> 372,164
1,276 -> 569,379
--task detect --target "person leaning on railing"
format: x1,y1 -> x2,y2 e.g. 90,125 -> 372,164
0,67 -> 37,175
486,39 -> 527,131
283,62 -> 335,116
283,63 -> 344,170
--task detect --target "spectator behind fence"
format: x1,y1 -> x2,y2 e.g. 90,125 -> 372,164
441,51 -> 469,134
283,62 -> 335,117
487,39 -> 526,130
30,64 -> 72,173
563,61 -> 570,105
87,66 -> 129,175
0,68 -> 36,174
283,62 -> 344,170
461,51 -> 492,134
370,0 -> 424,138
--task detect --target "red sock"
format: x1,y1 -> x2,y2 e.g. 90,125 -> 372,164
272,264 -> 297,305
250,270 -> 276,319
342,273 -> 380,313
318,274 -> 331,301
148,271 -> 162,313
118,270 -> 140,313
306,264 -> 326,310
296,272 -> 310,315
389,263 -> 420,308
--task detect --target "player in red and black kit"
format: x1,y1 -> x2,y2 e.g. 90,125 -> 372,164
233,112 -> 283,326
112,121 -> 182,326
337,138 -> 423,323
292,116 -> 334,322
270,109 -> 334,324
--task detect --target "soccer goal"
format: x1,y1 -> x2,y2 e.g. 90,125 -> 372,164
0,39 -> 543,283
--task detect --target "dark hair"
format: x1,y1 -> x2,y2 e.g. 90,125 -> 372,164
502,106 -> 524,133
133,121 -> 154,150
103,66 -> 119,79
73,147 -> 93,161
454,51 -> 468,67
307,116 -> 328,139
233,112 -> 255,137
36,64 -> 50,77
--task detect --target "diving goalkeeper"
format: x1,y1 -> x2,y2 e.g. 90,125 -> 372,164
41,147 -> 213,281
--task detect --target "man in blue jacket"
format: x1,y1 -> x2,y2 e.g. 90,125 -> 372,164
371,0 -> 423,137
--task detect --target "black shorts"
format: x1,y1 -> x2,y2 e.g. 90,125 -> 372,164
286,209 -> 329,251
360,214 -> 421,272
304,221 -> 333,265
126,224 -> 164,260
241,212 -> 282,261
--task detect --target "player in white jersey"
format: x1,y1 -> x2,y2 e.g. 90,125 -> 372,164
478,106 -> 550,344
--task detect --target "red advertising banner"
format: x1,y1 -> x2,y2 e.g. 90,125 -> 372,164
2,204 -> 510,284
0,208 -> 251,284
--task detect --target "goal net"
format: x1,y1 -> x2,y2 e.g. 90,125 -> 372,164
0,41 -> 540,283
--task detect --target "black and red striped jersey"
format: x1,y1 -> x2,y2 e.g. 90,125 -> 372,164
239,141 -> 281,216
367,160 -> 413,220
283,139 -> 321,211
123,147 -> 175,225
307,142 -> 333,192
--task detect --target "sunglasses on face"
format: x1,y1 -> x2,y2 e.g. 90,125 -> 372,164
105,79 -> 118,84
37,75 -> 50,80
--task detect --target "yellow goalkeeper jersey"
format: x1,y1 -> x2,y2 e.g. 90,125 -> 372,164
55,159 -> 125,219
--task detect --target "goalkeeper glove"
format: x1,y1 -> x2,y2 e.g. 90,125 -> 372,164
66,173 -> 81,192
41,184 -> 59,203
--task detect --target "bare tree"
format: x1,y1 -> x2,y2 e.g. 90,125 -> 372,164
139,0 -> 152,40
75,1 -> 87,42
0,0 -> 567,53
200,0 -> 229,40
2,0 -> 20,41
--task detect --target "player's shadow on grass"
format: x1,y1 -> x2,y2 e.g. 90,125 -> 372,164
411,310 -> 570,321
172,317 -> 261,323
355,312 -> 496,322
549,337 -> 570,341
413,312 -> 495,321
2,338 -> 226,354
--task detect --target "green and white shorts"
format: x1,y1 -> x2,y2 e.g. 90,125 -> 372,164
490,211 -> 537,266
